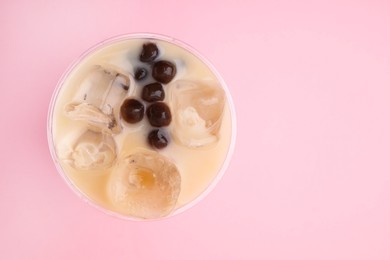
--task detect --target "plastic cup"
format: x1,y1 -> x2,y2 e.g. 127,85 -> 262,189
47,33 -> 236,220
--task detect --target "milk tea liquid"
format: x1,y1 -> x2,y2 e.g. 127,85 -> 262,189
51,36 -> 233,219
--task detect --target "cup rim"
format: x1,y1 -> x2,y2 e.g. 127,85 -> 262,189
47,32 -> 237,221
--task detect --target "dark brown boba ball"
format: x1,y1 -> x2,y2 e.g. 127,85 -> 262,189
120,99 -> 144,124
140,42 -> 159,62
146,102 -> 172,127
152,60 -> 176,84
142,82 -> 165,102
134,67 -> 148,81
148,129 -> 169,149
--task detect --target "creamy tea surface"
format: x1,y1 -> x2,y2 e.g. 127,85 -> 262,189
51,37 -> 233,219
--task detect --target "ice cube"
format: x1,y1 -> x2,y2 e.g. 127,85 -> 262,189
64,103 -> 120,134
65,65 -> 133,134
64,130 -> 117,171
170,80 -> 225,148
107,150 -> 181,219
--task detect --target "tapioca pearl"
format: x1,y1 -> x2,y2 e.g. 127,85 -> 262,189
134,67 -> 148,81
120,98 -> 145,124
142,82 -> 165,102
146,102 -> 172,127
152,60 -> 176,84
140,42 -> 159,62
148,129 -> 169,149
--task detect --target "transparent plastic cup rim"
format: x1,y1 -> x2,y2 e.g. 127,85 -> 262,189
47,33 -> 237,221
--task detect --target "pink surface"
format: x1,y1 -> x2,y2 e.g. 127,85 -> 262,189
1,0 -> 390,259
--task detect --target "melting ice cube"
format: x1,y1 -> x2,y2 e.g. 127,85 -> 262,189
65,65 -> 133,134
64,103 -> 120,133
170,80 -> 225,148
64,130 -> 117,171
107,150 -> 181,219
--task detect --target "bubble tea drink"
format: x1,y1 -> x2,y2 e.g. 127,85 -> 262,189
48,34 -> 235,220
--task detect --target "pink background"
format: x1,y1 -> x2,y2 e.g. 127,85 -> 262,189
1,0 -> 390,259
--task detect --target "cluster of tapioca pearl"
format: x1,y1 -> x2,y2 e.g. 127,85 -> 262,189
120,42 -> 176,149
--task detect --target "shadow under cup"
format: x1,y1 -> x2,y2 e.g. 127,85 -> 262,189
47,33 -> 236,221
